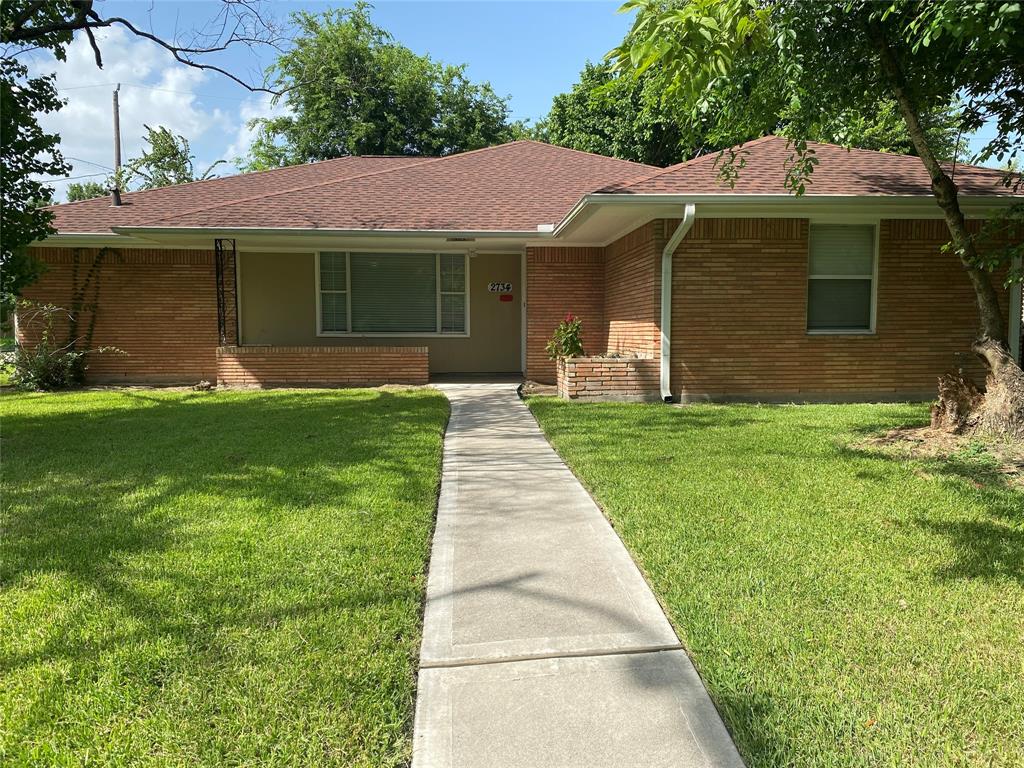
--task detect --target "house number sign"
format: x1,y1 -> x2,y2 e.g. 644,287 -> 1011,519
488,281 -> 512,293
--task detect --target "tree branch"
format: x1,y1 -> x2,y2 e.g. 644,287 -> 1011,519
2,0 -> 283,94
866,16 -> 1008,345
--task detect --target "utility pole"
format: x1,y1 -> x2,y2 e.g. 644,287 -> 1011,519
111,84 -> 122,206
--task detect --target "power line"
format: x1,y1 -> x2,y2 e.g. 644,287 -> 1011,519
66,157 -> 113,171
39,171 -> 108,182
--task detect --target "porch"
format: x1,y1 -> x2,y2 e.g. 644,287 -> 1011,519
216,344 -> 430,387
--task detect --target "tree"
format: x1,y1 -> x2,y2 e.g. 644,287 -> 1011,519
0,0 -> 281,308
66,181 -> 108,202
119,125 -> 224,190
542,62 -> 692,166
0,57 -> 68,306
541,61 -> 964,168
613,0 -> 1024,436
241,3 -> 518,169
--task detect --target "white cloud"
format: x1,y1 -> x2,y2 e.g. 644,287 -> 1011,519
224,91 -> 290,167
25,26 -> 280,201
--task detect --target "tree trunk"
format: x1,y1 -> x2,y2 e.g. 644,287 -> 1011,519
867,20 -> 1024,439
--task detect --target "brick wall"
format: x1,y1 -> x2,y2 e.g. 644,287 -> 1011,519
217,345 -> 428,387
557,356 -> 660,401
18,247 -> 230,383
604,220 -> 663,356
525,246 -> 605,383
668,218 -> 1011,401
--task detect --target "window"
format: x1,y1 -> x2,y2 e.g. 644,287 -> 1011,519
319,252 -> 348,332
807,224 -> 876,333
317,252 -> 468,335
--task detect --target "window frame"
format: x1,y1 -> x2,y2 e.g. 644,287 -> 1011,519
315,250 -> 471,338
805,222 -> 879,336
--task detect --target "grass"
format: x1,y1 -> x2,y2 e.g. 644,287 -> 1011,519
0,387 -> 449,767
527,398 -> 1024,768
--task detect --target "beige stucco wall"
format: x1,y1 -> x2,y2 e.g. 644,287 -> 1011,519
238,251 -> 522,373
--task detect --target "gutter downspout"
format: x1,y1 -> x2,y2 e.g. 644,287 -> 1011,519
660,203 -> 696,402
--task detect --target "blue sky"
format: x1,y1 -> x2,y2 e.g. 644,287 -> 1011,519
24,0 -> 1003,200
28,1 -> 634,199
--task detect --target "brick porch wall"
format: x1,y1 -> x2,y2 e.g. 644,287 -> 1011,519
18,247 -> 231,383
669,218 -> 1011,401
525,246 -> 605,383
557,356 -> 660,401
217,345 -> 428,387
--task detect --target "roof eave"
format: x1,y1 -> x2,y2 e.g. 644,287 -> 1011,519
553,192 -> 1023,243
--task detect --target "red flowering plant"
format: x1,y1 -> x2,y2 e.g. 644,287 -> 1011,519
545,312 -> 585,360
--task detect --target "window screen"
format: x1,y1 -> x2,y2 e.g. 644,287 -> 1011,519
319,252 -> 348,332
807,225 -> 875,331
350,253 -> 436,333
440,254 -> 466,334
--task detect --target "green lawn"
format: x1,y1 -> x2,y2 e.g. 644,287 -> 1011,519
527,399 -> 1023,768
1,388 -> 448,767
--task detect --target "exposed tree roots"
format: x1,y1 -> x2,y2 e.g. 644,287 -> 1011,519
931,340 -> 1024,440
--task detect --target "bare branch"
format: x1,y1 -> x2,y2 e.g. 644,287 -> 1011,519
2,0 -> 285,94
82,23 -> 102,68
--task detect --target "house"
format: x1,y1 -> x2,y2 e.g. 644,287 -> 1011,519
19,136 -> 1024,402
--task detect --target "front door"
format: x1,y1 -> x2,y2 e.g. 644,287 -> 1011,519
428,252 -> 521,374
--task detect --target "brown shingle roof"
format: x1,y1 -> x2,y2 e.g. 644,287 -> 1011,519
48,155 -> 425,234
46,136 -> 1019,237
602,135 -> 1018,197
50,142 -> 656,234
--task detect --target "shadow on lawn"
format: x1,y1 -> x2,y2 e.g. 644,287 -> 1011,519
0,389 -> 446,674
839,442 -> 1024,584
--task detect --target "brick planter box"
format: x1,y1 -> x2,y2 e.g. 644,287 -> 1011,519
217,345 -> 429,387
557,355 -> 660,402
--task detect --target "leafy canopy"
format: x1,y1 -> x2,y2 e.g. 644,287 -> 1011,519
0,57 -> 68,308
611,0 -> 1022,187
242,3 -> 521,169
538,62 -> 691,166
119,125 -> 225,190
66,181 -> 108,202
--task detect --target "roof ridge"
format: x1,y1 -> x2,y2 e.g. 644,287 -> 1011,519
804,138 -> 1008,174
143,140 -> 656,227
610,135 -> 782,192
141,151 -> 468,226
46,155 -> 377,212
510,138 -> 660,171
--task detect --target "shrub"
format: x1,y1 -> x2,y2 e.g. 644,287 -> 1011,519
545,312 -> 585,360
9,302 -> 119,390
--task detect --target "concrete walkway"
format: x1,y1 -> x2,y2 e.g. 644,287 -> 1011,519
413,383 -> 744,768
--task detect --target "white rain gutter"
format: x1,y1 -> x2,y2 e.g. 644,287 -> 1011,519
660,203 -> 696,402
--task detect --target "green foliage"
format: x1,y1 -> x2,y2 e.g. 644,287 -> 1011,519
119,124 -> 224,190
8,303 -> 89,390
66,180 -> 108,202
0,57 -> 68,308
241,3 -> 518,169
529,398 -> 1024,767
611,0 -> 1023,279
543,61 -> 695,166
542,47 -> 961,168
545,312 -> 586,360
611,0 -> 1021,183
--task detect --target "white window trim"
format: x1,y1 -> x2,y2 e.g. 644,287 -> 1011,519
806,222 -> 879,336
315,251 -> 471,338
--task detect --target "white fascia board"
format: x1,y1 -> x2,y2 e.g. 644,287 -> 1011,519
36,226 -> 554,250
110,226 -> 550,238
552,192 -> 1022,242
